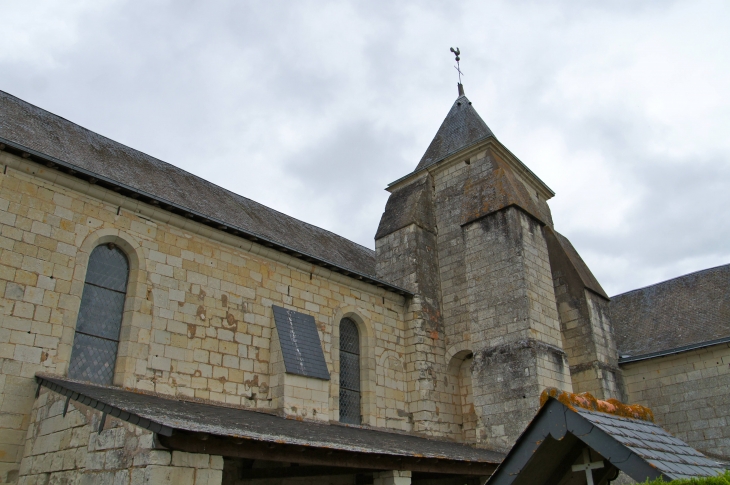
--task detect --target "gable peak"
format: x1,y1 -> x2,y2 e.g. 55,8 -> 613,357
415,94 -> 494,172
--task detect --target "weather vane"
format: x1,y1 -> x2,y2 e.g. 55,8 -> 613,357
450,47 -> 463,84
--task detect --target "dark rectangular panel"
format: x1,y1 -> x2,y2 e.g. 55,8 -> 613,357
272,305 -> 330,380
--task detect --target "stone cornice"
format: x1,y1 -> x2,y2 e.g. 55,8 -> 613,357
387,137 -> 555,201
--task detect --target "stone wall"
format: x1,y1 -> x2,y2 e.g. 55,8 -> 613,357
375,144 -> 578,448
465,207 -> 571,450
0,150 -> 409,480
544,228 -> 622,401
18,388 -> 222,484
621,343 -> 730,459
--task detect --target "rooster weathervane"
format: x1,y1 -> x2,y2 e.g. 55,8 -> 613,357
450,47 -> 463,84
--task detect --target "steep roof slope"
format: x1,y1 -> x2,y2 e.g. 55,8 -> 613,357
611,264 -> 730,359
0,90 -> 377,277
488,390 -> 724,485
553,231 -> 609,299
415,95 -> 493,171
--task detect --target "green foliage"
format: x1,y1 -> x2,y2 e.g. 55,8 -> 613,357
640,471 -> 730,485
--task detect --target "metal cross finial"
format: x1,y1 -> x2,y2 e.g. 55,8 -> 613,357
450,47 -> 463,84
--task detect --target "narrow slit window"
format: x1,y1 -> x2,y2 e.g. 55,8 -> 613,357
339,318 -> 361,424
68,244 -> 129,385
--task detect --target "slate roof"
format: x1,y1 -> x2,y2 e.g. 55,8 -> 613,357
487,395 -> 724,485
554,231 -> 609,299
577,408 -> 724,479
36,374 -> 504,465
414,95 -> 494,171
611,264 -> 730,361
0,90 -> 399,288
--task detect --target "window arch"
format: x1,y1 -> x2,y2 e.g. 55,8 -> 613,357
339,318 -> 361,424
68,243 -> 129,385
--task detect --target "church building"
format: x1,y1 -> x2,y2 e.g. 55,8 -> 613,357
0,81 -> 727,485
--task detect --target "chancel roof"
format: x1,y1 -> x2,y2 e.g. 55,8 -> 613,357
611,263 -> 730,362
0,90 -> 408,291
415,95 -> 494,171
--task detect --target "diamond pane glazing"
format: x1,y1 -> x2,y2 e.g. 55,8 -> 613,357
76,284 -> 125,340
85,245 -> 129,292
339,388 -> 361,425
340,352 -> 360,391
340,318 -> 359,354
339,318 -> 361,424
68,333 -> 119,385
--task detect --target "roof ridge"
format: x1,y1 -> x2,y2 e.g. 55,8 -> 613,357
611,262 -> 730,299
0,90 -> 382,276
0,90 -> 373,255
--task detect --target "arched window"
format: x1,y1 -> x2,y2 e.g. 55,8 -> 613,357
339,318 -> 361,424
68,244 -> 129,385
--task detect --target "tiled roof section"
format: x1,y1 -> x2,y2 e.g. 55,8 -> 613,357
272,306 -> 330,380
375,174 -> 436,240
554,232 -> 609,299
578,409 -> 724,480
0,90 -> 377,278
36,374 -> 504,464
415,95 -> 494,171
486,395 -> 724,485
611,264 -> 730,359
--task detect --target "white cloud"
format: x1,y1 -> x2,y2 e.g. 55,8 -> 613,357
1,0 -> 728,296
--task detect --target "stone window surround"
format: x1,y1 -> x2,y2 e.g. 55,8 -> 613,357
330,306 -> 377,425
63,227 -> 149,387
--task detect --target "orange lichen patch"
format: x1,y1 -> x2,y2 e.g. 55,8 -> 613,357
540,387 -> 655,422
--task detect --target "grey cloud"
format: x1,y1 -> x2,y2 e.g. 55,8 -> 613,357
0,0 -> 728,298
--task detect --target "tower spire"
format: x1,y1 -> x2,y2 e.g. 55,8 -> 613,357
450,47 -> 465,96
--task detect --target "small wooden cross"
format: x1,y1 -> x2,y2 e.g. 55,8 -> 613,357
571,448 -> 604,485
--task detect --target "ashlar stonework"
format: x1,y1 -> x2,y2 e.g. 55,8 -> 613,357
0,86 -> 726,484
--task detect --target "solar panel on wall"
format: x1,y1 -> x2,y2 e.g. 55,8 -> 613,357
272,305 -> 330,380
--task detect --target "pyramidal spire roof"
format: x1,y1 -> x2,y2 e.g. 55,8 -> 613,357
415,94 -> 494,171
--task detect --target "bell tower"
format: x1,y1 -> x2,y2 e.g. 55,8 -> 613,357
375,69 -> 620,448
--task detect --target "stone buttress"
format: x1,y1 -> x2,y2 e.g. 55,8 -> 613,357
543,229 -> 624,400
375,172 -> 447,436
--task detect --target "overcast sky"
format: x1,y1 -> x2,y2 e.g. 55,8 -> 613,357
1,0 -> 729,296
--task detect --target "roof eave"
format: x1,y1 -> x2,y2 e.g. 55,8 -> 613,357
35,374 -> 500,476
618,336 -> 730,364
0,138 -> 412,297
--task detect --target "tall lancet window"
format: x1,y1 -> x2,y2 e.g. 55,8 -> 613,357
68,244 -> 129,385
339,318 -> 361,424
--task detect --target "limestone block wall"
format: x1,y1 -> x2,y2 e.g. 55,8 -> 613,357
375,181 -> 451,437
374,143 -> 574,446
621,343 -> 730,459
18,388 -> 223,484
432,157 -> 473,354
0,151 -> 410,479
545,229 -> 623,400
464,207 -> 571,450
441,354 -> 477,443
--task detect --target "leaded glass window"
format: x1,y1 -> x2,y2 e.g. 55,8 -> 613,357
339,318 -> 361,424
68,244 -> 129,385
